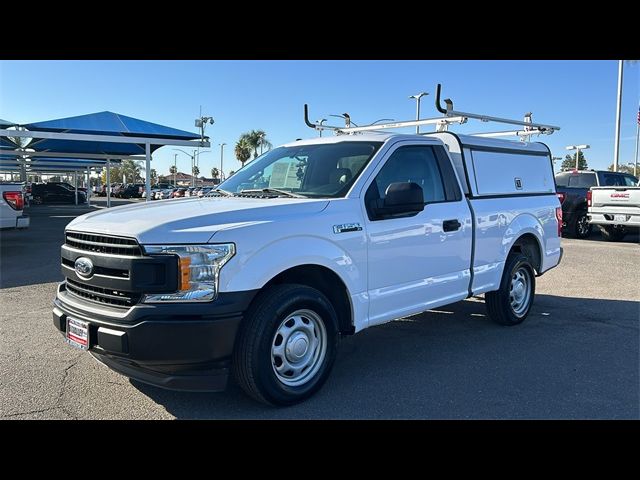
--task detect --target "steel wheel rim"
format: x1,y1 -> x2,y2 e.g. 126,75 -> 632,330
509,267 -> 532,317
577,215 -> 589,236
271,309 -> 327,387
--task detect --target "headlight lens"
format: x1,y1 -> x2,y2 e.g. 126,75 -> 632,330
142,243 -> 235,303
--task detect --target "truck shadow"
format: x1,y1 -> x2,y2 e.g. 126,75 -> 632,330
131,294 -> 639,419
577,228 -> 639,244
0,205 -> 96,289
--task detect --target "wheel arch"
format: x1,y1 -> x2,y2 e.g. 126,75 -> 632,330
260,264 -> 354,335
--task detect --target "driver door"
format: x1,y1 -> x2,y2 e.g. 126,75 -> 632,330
363,142 -> 472,326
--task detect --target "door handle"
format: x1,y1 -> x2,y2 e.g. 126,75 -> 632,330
443,219 -> 461,232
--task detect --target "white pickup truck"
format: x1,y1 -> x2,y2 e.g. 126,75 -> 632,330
0,183 -> 29,230
588,181 -> 640,241
53,131 -> 563,405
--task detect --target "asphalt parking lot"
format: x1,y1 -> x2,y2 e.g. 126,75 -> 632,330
1,200 -> 638,419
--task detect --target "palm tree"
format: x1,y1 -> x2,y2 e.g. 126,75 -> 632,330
243,130 -> 272,159
235,138 -> 252,168
211,167 -> 220,181
192,165 -> 200,177
150,169 -> 158,185
169,165 -> 177,186
120,159 -> 141,183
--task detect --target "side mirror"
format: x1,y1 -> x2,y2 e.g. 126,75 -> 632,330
372,182 -> 425,219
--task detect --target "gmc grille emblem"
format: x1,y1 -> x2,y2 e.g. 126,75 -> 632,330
74,257 -> 94,278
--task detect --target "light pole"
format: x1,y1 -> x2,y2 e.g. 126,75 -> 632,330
173,153 -> 177,186
174,148 -> 209,187
633,105 -> 639,178
408,92 -> 429,134
316,118 -> 327,137
219,143 -> 226,182
613,60 -> 623,172
552,156 -> 563,173
565,144 -> 590,170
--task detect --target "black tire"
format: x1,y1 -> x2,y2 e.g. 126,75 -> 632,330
568,211 -> 591,239
232,284 -> 339,406
485,253 -> 536,326
599,225 -> 626,242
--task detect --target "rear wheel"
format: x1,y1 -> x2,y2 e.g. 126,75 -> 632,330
569,211 -> 591,239
232,284 -> 339,406
485,253 -> 536,326
599,225 -> 626,242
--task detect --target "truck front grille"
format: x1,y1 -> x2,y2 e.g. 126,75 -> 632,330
65,279 -> 141,308
65,231 -> 143,257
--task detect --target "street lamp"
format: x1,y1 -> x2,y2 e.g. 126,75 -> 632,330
565,144 -> 590,170
316,118 -> 327,137
408,92 -> 429,134
195,115 -> 214,144
174,148 -> 210,187
219,143 -> 226,182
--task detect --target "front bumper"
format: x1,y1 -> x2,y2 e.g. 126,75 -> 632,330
53,285 -> 258,392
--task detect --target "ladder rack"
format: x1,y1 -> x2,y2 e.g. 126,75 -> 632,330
303,84 -> 560,140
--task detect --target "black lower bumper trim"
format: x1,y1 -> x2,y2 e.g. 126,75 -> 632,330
92,352 -> 229,392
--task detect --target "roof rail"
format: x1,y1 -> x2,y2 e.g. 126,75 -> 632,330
303,84 -> 560,140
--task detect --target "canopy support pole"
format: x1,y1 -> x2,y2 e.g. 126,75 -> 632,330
86,168 -> 90,205
74,170 -> 78,205
145,142 -> 151,202
106,159 -> 111,208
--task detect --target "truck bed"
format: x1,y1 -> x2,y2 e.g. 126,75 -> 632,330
588,186 -> 640,228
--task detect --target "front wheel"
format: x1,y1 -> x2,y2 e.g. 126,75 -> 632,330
485,253 -> 536,326
232,284 -> 339,406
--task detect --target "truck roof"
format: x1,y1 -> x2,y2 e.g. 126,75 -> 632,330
284,132 -> 550,154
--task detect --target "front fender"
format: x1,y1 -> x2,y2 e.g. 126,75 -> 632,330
218,235 -> 364,296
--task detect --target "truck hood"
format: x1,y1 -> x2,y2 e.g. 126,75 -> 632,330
66,197 -> 330,244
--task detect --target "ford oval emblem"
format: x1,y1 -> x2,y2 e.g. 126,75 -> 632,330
74,257 -> 94,278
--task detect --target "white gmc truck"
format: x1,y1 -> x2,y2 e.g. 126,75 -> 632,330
53,91 -> 563,405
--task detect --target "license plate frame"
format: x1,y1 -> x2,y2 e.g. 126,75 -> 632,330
614,214 -> 627,223
66,317 -> 89,350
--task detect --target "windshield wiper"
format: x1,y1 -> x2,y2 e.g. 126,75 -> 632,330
239,188 -> 306,198
205,188 -> 232,197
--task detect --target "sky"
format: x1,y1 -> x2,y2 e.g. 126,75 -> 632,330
1,60 -> 638,177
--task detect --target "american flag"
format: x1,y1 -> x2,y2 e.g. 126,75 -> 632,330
637,104 -> 640,125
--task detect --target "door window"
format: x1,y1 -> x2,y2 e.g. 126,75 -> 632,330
368,145 -> 446,205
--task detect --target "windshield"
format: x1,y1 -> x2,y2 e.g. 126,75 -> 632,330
219,141 -> 383,198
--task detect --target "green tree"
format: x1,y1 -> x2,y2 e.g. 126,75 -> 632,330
192,165 -> 200,177
242,130 -> 272,159
211,167 -> 220,180
120,159 -> 141,183
235,137 -> 252,168
607,163 -> 635,175
101,165 -> 123,183
150,169 -> 158,185
228,170 -> 235,177
560,151 -> 588,171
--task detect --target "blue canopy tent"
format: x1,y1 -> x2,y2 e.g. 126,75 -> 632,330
0,111 -> 209,205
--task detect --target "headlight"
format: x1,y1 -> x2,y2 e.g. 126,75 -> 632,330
142,243 -> 235,303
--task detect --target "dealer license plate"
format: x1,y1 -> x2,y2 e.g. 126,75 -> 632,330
66,317 -> 89,350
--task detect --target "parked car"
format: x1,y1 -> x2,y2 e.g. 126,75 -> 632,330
119,183 -> 145,199
587,180 -> 640,241
0,183 -> 29,229
198,187 -> 212,197
555,169 -> 638,238
172,188 -> 187,198
31,183 -> 86,205
48,181 -> 87,193
54,130 -> 562,406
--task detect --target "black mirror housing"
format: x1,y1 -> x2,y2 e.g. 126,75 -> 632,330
372,182 -> 425,219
